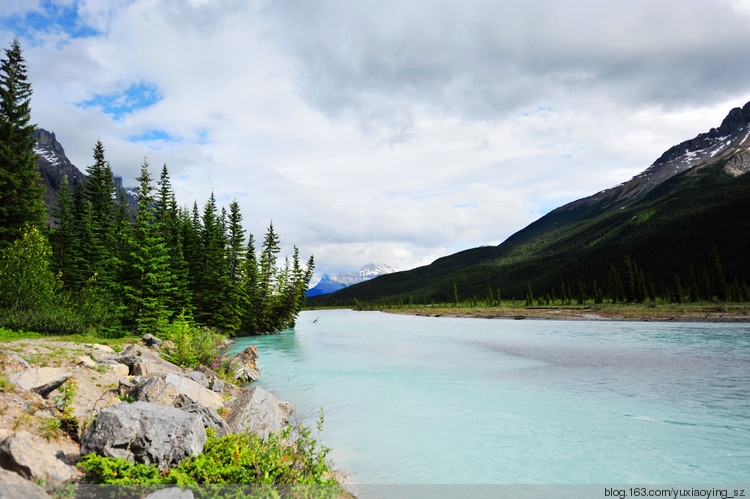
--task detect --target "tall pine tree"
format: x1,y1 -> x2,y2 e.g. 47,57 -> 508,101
0,38 -> 45,246
121,160 -> 172,333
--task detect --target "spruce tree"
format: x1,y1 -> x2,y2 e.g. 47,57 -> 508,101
258,222 -> 281,329
194,192 -> 228,328
121,160 -> 172,333
623,255 -> 636,303
84,141 -> 117,286
154,165 -> 191,315
220,200 -> 248,334
0,38 -> 45,246
241,233 -> 260,333
710,246 -> 728,301
51,175 -> 74,280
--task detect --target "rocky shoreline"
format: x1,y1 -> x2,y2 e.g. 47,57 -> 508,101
0,336 -> 354,497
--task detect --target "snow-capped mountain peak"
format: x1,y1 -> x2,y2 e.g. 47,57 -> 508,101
307,263 -> 395,297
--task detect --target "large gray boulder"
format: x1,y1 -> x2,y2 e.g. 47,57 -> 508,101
0,468 -> 51,498
173,396 -> 231,437
0,431 -> 78,492
116,344 -> 183,377
80,402 -> 206,470
226,386 -> 293,439
8,368 -> 72,398
129,373 -> 224,411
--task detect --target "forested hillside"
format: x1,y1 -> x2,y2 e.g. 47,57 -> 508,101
0,38 -> 313,337
313,106 -> 750,308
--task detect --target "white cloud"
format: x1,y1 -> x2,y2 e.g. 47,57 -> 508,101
4,0 -> 750,279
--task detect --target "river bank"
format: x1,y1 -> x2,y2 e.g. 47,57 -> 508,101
0,335 -> 353,497
382,303 -> 750,322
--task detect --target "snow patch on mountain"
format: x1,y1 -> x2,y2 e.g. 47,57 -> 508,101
307,263 -> 395,297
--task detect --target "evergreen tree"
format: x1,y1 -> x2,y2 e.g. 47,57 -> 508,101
672,274 -> 683,303
607,265 -> 623,304
257,221 -> 281,329
194,192 -> 228,328
623,255 -> 636,303
636,267 -> 647,303
69,182 -> 95,289
688,265 -> 700,303
0,38 -> 45,246
577,281 -> 586,305
220,200 -> 248,334
154,165 -> 191,315
710,246 -> 728,301
525,282 -> 534,307
241,234 -> 260,333
121,160 -> 172,333
50,175 -> 74,280
83,141 -> 118,286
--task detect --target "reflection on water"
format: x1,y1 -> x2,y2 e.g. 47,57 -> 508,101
232,310 -> 750,485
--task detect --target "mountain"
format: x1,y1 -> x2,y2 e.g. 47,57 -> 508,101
312,101 -> 750,305
307,263 -> 395,297
34,128 -> 87,216
33,128 -> 138,220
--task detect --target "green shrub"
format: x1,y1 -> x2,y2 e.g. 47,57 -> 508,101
80,416 -> 339,489
162,312 -> 228,372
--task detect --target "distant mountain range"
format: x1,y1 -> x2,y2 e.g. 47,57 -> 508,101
34,128 -> 138,221
307,263 -> 395,297
312,100 -> 750,304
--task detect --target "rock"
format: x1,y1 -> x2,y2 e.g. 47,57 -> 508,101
173,397 -> 230,437
144,487 -> 194,499
75,355 -> 96,368
80,401 -> 206,470
0,350 -> 29,369
331,469 -> 358,498
129,373 -> 224,411
108,363 -> 129,376
183,370 -> 208,388
117,344 -> 182,377
141,333 -> 164,349
226,386 -> 293,439
231,345 -> 262,384
84,343 -> 115,354
8,368 -> 72,398
0,468 -> 51,498
129,375 -> 181,406
194,366 -> 232,395
0,431 -> 78,491
237,345 -> 258,364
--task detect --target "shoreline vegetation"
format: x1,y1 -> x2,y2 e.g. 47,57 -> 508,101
324,302 -> 750,323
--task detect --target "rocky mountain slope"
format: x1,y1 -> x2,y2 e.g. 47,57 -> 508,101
507,101 -> 750,244
312,100 -> 750,304
33,129 -> 137,221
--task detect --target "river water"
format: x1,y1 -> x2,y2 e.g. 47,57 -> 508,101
231,309 -> 750,486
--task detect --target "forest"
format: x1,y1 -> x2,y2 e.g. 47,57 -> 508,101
0,38 -> 313,338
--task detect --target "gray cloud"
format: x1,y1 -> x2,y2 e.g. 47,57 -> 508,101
4,0 -> 750,279
263,0 -> 750,131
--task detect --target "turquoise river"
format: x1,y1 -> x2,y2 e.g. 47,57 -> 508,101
231,309 -> 750,490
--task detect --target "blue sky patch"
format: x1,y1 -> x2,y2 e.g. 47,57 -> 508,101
78,82 -> 162,119
1,1 -> 98,41
128,130 -> 179,143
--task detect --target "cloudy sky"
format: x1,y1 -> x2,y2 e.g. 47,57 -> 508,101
3,0 -> 750,280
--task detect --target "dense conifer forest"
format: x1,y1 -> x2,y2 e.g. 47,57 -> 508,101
0,39 -> 313,337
